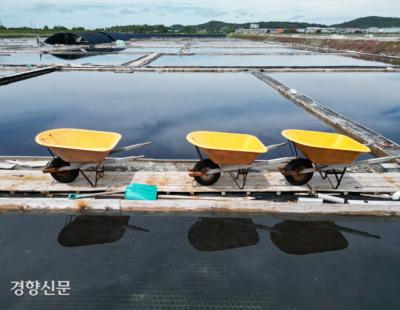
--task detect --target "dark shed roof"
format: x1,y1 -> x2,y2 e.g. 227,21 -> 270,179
45,31 -> 225,45
101,32 -> 134,41
45,32 -> 113,45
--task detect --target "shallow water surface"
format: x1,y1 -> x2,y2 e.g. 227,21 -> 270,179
152,54 -> 386,67
0,53 -> 144,65
188,47 -> 311,53
0,70 -> 22,77
0,71 -> 329,158
270,72 -> 400,143
0,215 -> 398,309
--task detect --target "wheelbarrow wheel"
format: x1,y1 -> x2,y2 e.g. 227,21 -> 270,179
283,158 -> 314,186
192,159 -> 221,186
49,157 -> 79,183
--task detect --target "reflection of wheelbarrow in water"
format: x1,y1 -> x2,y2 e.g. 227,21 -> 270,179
280,129 -> 400,189
36,128 -> 150,186
187,131 -> 292,189
58,216 -> 149,247
188,218 -> 380,255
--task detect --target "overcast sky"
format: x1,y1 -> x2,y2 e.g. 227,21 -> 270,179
1,0 -> 399,28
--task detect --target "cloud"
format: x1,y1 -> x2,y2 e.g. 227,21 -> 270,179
154,3 -> 225,18
289,15 -> 305,21
120,8 -> 137,15
234,10 -> 253,17
119,2 -> 225,18
2,0 -> 400,27
32,2 -> 56,12
31,2 -> 113,14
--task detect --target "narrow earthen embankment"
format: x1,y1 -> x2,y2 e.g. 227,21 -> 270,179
234,34 -> 400,58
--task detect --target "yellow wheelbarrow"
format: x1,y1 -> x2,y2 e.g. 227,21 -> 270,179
36,128 -> 150,186
187,131 -> 290,189
280,129 -> 400,188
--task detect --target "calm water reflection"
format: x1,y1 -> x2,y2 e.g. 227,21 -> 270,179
0,214 -> 397,309
152,54 -> 387,67
0,70 -> 27,77
187,47 -> 312,53
271,72 -> 400,142
0,71 -> 329,158
0,53 -> 144,65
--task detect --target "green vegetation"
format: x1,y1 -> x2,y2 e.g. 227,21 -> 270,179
169,20 -> 324,35
333,16 -> 400,28
1,16 -> 400,38
103,24 -> 169,33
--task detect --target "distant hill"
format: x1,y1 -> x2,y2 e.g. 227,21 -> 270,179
170,20 -> 325,34
2,16 -> 400,38
172,17 -> 400,34
333,16 -> 400,28
195,20 -> 324,28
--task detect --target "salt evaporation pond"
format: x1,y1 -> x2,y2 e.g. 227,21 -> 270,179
0,215 -> 399,309
1,37 -> 400,310
152,54 -> 387,66
270,72 -> 400,142
0,71 -> 329,158
0,52 -> 145,65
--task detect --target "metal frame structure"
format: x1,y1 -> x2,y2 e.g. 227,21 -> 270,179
43,142 -> 150,186
285,140 -> 400,189
191,142 -> 293,189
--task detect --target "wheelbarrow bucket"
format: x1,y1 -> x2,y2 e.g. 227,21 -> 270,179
35,128 -> 122,163
282,129 -> 370,165
187,131 -> 267,165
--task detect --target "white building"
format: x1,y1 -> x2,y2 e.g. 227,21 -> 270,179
379,27 -> 400,33
250,23 -> 259,29
321,27 -> 337,33
343,28 -> 363,34
305,27 -> 322,33
367,27 -> 379,33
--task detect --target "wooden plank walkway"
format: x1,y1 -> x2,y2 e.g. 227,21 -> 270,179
0,170 -> 399,194
2,65 -> 399,74
252,71 -> 400,159
0,66 -> 57,85
1,197 -> 400,219
121,53 -> 162,67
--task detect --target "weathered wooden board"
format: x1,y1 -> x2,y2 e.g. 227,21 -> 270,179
1,197 -> 400,218
131,171 -> 400,193
0,170 -> 132,192
0,170 -> 399,194
252,71 -> 400,159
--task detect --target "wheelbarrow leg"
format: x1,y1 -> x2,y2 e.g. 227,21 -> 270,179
318,167 -> 347,189
228,168 -> 249,190
78,164 -> 105,187
195,146 -> 203,160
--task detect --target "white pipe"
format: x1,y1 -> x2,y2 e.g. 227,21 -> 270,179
393,191 -> 400,201
298,197 -> 324,203
317,193 -> 345,204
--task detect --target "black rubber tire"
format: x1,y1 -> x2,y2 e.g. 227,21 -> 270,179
283,158 -> 314,186
192,159 -> 221,186
50,157 -> 80,183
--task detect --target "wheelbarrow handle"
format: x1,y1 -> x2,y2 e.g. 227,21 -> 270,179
265,141 -> 287,151
107,155 -> 144,163
110,141 -> 151,154
299,155 -> 400,174
310,155 -> 400,173
205,157 -> 295,175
